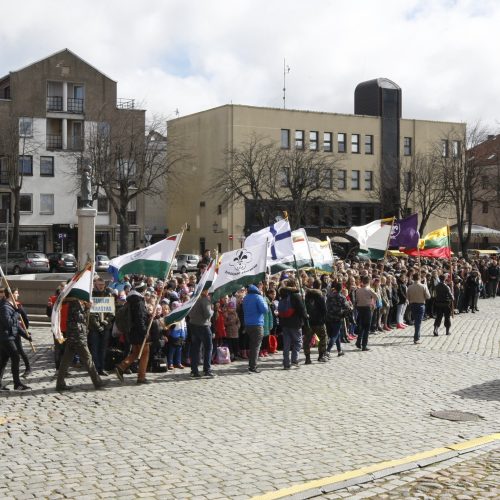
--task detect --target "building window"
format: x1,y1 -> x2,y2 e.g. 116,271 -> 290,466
0,157 -> 8,185
364,171 -> 373,190
320,169 -> 333,189
295,130 -> 304,150
338,133 -> 346,153
40,194 -> 54,215
40,156 -> 54,177
323,132 -> 332,152
97,196 -> 109,214
19,117 -> 33,137
281,129 -> 290,149
351,134 -> 360,154
351,207 -> 361,225
404,137 -> 412,156
365,206 -> 375,223
337,169 -> 347,190
217,204 -> 222,215
482,175 -> 488,189
351,170 -> 360,190
20,194 -> 32,213
365,135 -> 374,154
404,171 -> 413,192
309,131 -> 318,151
127,197 -> 137,225
482,201 -> 489,214
452,140 -> 460,158
18,155 -> 33,176
441,139 -> 449,158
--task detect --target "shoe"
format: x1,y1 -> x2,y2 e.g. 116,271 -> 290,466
305,355 -> 312,365
446,330 -> 451,336
262,350 -> 269,357
21,368 -> 32,378
114,366 -> 124,383
361,347 -> 370,352
283,366 -> 291,370
136,379 -> 151,384
383,326 -> 392,332
204,371 -> 217,378
98,370 -> 109,377
14,383 -> 31,391
95,381 -> 109,390
190,372 -> 202,378
325,352 -> 331,359
355,343 -> 361,349
291,360 -> 300,366
168,365 -> 174,370
338,351 -> 345,357
317,356 -> 328,363
397,323 -> 406,329
0,385 -> 10,391
433,328 -> 439,336
248,367 -> 261,373
414,340 -> 421,344
56,385 -> 72,392
174,364 -> 184,369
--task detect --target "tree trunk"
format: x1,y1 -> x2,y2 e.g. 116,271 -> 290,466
118,211 -> 129,255
11,188 -> 21,250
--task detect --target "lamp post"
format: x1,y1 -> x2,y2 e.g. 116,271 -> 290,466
238,234 -> 246,248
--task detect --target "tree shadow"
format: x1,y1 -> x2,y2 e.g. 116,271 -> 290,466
453,379 -> 500,402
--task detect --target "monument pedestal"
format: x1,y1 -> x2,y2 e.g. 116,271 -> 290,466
77,208 -> 97,269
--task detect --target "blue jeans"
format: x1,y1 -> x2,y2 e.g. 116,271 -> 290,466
411,303 -> 425,341
167,344 -> 182,366
190,324 -> 213,374
281,327 -> 302,367
356,307 -> 372,349
88,328 -> 110,372
326,320 -> 342,353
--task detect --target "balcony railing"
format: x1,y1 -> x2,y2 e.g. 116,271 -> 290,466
117,98 -> 135,109
68,97 -> 84,113
46,134 -> 63,150
68,135 -> 83,151
47,96 -> 63,111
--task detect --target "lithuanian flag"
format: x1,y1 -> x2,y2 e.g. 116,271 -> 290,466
403,226 -> 451,258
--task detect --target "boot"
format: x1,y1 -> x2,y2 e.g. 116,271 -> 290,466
305,354 -> 312,365
433,326 -> 439,336
317,353 -> 328,362
446,328 -> 450,336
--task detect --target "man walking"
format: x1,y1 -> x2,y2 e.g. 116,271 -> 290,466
304,279 -> 328,363
433,274 -> 454,336
407,273 -> 431,344
354,276 -> 378,351
242,284 -> 269,373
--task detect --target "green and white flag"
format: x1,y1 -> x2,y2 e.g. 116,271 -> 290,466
270,229 -> 314,274
108,234 -> 180,280
51,260 -> 94,343
211,242 -> 267,302
347,220 -> 392,260
309,237 -> 335,272
164,260 -> 214,325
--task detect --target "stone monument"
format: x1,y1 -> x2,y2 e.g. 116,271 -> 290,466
77,166 -> 97,268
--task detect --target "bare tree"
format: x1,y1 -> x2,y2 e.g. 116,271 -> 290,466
0,115 -> 40,250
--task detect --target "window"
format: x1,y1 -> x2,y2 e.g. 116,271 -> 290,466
18,155 -> 33,176
404,171 -> 413,192
482,201 -> 489,214
337,133 -> 346,153
295,130 -> 304,150
337,169 -> 347,190
404,137 -> 412,156
452,140 -> 460,158
118,160 -> 136,180
320,169 -> 333,189
323,132 -> 332,152
127,197 -> 137,225
441,139 -> 449,158
40,156 -> 54,177
365,207 -> 375,223
217,204 -> 222,215
482,175 -> 489,189
97,196 -> 109,214
351,207 -> 361,225
0,157 -> 8,185
351,170 -> 360,190
40,194 -> 54,215
364,171 -> 373,190
351,134 -> 360,153
365,135 -> 374,154
20,194 -> 32,213
281,129 -> 290,149
19,117 -> 33,137
309,131 -> 318,151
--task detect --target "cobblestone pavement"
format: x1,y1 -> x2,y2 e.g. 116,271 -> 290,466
324,444 -> 500,499
0,297 -> 499,499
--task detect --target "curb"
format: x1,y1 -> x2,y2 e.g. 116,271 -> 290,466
252,433 -> 500,500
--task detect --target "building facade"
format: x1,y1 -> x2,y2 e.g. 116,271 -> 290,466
0,49 -> 146,256
167,78 -> 463,255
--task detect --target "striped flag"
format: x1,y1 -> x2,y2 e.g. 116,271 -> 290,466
403,226 -> 451,258
269,229 -> 314,274
244,219 -> 294,265
51,260 -> 94,343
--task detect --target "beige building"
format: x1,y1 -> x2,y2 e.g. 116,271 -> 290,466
0,49 -> 146,256
167,78 -> 463,255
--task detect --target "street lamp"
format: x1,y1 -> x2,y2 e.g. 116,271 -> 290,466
238,234 -> 246,248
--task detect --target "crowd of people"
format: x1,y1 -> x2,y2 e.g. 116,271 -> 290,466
0,250 -> 498,391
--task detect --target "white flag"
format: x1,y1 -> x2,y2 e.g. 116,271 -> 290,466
244,219 -> 294,263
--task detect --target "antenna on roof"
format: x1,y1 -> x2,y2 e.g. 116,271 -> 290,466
175,108 -> 179,117
283,58 -> 290,109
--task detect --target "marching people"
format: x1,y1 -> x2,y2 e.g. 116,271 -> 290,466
354,275 -> 378,351
433,274 -> 454,336
325,282 -> 349,358
303,279 -> 328,364
407,273 -> 431,344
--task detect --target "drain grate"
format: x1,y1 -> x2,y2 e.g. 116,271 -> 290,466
430,410 -> 484,422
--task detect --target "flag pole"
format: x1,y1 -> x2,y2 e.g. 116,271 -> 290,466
0,264 -> 35,352
382,217 -> 395,274
447,220 -> 455,318
138,224 -> 187,359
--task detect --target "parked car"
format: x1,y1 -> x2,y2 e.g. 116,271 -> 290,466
6,251 -> 50,274
47,252 -> 78,272
175,254 -> 200,273
95,254 -> 110,272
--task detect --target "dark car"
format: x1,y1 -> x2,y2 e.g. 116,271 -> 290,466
47,252 -> 78,272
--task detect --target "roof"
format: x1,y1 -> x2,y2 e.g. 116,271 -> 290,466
468,134 -> 499,166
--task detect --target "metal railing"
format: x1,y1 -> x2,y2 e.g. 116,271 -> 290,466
47,96 -> 63,111
117,98 -> 135,109
68,97 -> 84,113
68,135 -> 83,151
46,134 -> 63,150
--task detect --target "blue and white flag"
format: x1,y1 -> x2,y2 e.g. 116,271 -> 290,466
244,219 -> 294,264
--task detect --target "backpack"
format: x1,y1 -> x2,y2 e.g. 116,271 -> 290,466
114,302 -> 132,337
278,295 -> 296,318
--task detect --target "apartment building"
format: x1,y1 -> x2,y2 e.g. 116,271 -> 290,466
167,78 -> 463,255
0,49 -> 146,256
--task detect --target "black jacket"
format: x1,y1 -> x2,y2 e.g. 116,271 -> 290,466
278,286 -> 307,329
126,291 -> 149,344
434,282 -> 454,305
0,298 -> 24,342
304,288 -> 327,326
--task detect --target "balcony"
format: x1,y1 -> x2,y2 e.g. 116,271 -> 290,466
117,98 -> 135,109
68,135 -> 83,151
47,96 -> 63,112
68,97 -> 84,113
46,134 -> 62,150
46,96 -> 84,113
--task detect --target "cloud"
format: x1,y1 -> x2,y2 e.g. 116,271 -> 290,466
0,0 -> 498,129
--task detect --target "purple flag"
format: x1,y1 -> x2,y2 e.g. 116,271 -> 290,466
389,214 -> 419,248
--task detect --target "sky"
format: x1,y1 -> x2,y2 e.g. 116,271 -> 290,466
0,0 -> 499,129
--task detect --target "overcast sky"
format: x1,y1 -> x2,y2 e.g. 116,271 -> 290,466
1,0 -> 498,129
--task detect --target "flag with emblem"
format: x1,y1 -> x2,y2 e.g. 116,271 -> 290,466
347,219 -> 393,260
269,228 -> 313,273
